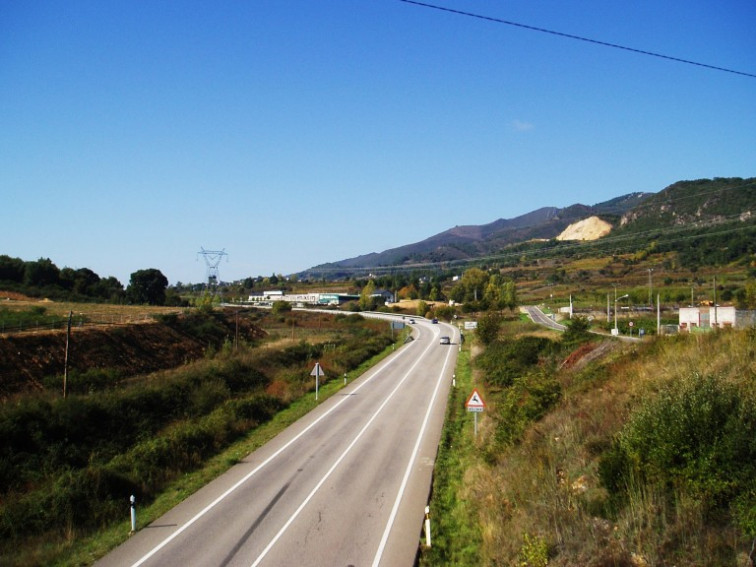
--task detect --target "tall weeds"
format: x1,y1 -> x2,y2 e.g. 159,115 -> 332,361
448,328 -> 756,566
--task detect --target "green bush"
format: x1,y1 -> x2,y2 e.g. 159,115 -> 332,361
561,315 -> 592,348
475,336 -> 556,388
0,313 -> 394,548
599,373 -> 756,521
493,372 -> 561,448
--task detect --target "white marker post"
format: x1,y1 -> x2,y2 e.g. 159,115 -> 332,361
465,388 -> 486,438
311,362 -> 325,401
424,505 -> 432,547
130,494 -> 136,534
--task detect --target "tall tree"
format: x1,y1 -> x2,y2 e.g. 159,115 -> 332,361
23,258 -> 60,288
359,280 -> 376,311
461,268 -> 489,302
127,269 -> 168,305
0,255 -> 25,283
502,279 -> 517,311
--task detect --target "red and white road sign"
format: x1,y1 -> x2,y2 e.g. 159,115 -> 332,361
465,388 -> 486,412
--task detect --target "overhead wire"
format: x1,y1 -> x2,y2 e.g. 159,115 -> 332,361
398,0 -> 756,79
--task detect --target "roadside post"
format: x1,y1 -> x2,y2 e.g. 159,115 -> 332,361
465,388 -> 486,437
424,505 -> 432,547
130,494 -> 136,534
311,362 -> 324,401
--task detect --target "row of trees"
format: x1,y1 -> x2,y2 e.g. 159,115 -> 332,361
355,267 -> 518,315
0,255 -> 181,306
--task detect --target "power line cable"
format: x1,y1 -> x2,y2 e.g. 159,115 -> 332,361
399,0 -> 756,79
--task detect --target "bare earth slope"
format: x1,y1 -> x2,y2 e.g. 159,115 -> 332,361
556,216 -> 612,241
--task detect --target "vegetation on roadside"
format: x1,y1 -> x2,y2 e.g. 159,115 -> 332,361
0,309 -> 400,566
426,318 -> 756,566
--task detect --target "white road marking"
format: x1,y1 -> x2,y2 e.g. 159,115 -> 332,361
249,329 -> 439,566
371,326 -> 455,567
129,327 -> 424,567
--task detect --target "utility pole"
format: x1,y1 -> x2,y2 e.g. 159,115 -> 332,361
63,311 -> 72,398
648,268 -> 653,306
614,292 -> 628,335
607,293 -> 610,323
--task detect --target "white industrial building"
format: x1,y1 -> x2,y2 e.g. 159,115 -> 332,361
679,306 -> 756,331
247,290 -> 359,306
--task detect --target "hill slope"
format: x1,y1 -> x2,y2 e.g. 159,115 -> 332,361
303,177 -> 755,277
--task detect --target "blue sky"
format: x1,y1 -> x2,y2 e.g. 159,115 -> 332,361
2,1 -> 754,286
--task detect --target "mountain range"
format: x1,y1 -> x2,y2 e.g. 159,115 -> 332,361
303,177 -> 755,277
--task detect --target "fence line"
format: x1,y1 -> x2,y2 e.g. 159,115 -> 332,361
0,312 -> 162,336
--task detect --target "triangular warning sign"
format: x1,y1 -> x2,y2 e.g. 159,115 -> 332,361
465,388 -> 486,410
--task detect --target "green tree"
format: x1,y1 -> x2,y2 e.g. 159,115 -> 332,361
435,305 -> 456,321
744,279 -> 756,309
94,276 -> 124,301
271,300 -> 292,314
60,267 -> 100,296
483,275 -> 502,307
501,279 -> 517,311
416,300 -> 428,317
476,311 -> 502,345
127,269 -> 168,305
24,257 -> 60,288
562,315 -> 591,346
0,255 -> 25,283
461,268 -> 489,302
359,280 -> 376,311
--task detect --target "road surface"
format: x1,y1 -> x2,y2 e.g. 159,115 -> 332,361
523,305 -> 567,331
95,315 -> 458,567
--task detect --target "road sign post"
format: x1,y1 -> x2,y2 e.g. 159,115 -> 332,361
465,388 -> 486,437
311,362 -> 325,401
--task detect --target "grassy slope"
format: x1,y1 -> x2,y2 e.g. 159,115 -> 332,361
0,310 -> 405,566
425,325 -> 756,566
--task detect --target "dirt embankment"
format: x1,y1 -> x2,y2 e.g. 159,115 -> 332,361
556,216 -> 612,241
0,314 -> 266,399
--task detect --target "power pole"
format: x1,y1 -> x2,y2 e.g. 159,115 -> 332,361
63,311 -> 72,398
197,247 -> 229,289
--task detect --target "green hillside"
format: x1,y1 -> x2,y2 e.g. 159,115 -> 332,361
421,317 -> 756,566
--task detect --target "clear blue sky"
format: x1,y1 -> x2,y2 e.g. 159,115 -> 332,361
2,1 -> 754,286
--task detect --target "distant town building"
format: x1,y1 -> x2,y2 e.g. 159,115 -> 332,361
679,306 -> 756,331
371,289 -> 395,304
247,290 -> 359,306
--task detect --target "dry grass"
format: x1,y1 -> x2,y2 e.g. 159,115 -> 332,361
462,329 -> 756,566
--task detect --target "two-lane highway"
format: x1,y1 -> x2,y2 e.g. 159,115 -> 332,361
95,315 -> 458,567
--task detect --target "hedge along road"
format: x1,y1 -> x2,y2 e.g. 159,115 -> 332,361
95,314 -> 459,567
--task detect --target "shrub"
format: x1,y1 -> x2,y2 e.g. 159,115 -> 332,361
475,336 -> 555,388
599,373 -> 756,518
561,315 -> 592,348
493,372 -> 561,448
476,312 -> 502,345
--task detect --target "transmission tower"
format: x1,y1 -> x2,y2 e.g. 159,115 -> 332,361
197,247 -> 228,287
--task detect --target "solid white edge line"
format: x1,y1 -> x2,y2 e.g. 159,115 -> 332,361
128,321 -> 419,567
248,325 -> 438,567
371,325 -> 455,567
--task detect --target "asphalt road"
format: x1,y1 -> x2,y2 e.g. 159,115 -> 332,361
524,305 -> 567,331
95,315 -> 458,567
